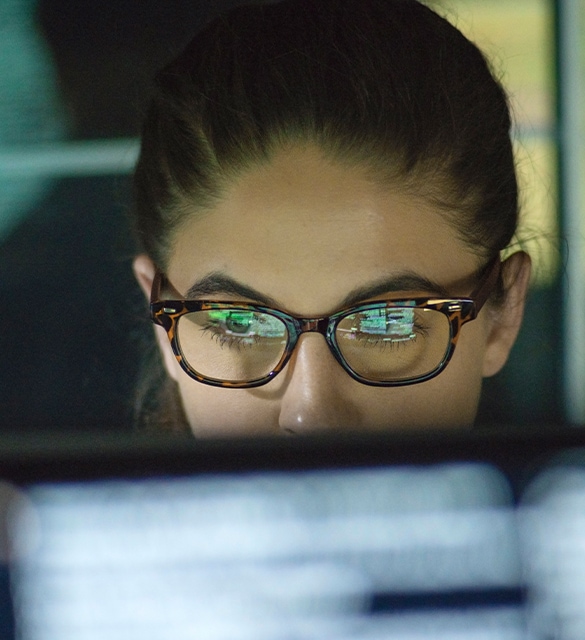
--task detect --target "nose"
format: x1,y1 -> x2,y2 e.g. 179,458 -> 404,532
278,333 -> 360,434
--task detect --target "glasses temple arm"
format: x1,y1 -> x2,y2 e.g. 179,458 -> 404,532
470,257 -> 502,313
151,270 -> 186,304
150,270 -> 162,305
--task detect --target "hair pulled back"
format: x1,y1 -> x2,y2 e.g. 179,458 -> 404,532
132,0 -> 518,270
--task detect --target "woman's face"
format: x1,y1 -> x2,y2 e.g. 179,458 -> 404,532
135,145 -> 530,437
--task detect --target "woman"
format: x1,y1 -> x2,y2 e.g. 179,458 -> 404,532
132,0 -> 531,436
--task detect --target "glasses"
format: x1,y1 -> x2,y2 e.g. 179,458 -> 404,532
150,259 -> 500,389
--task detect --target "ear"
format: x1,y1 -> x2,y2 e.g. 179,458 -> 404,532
133,254 -> 180,382
482,251 -> 532,378
133,253 -> 156,300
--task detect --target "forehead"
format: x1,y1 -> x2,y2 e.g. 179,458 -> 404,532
167,146 -> 481,314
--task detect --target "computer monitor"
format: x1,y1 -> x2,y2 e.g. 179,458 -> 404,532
2,427 -> 585,640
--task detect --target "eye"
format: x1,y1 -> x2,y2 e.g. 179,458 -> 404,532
223,310 -> 254,334
335,306 -> 449,382
207,310 -> 284,337
192,309 -> 288,350
175,308 -> 290,382
203,310 -> 257,348
338,307 -> 426,347
358,308 -> 417,341
206,310 -> 255,337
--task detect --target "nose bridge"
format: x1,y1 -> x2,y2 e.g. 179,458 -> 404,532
289,316 -> 337,373
278,330 -> 359,434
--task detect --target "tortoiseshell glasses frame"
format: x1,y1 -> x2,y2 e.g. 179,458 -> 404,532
150,258 -> 501,389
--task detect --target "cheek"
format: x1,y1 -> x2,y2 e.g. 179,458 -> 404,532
356,318 -> 490,429
176,381 -> 282,437
175,364 -> 484,436
409,317 -> 489,426
356,370 -> 483,430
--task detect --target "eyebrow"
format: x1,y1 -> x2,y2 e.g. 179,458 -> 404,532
339,274 -> 451,308
184,273 -> 279,306
184,271 -> 452,310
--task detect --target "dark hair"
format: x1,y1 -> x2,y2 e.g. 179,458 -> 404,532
131,0 -> 519,429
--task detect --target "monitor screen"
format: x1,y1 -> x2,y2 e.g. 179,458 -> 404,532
2,428 -> 585,640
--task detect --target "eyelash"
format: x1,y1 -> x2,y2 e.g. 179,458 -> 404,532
351,320 -> 429,348
201,323 -> 260,350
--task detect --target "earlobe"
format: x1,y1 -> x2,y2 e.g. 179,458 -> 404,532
132,254 -> 180,383
482,251 -> 532,378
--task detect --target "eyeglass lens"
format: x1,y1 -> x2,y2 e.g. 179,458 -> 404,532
175,306 -> 452,384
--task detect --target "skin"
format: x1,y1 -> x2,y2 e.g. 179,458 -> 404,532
134,145 -> 531,437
